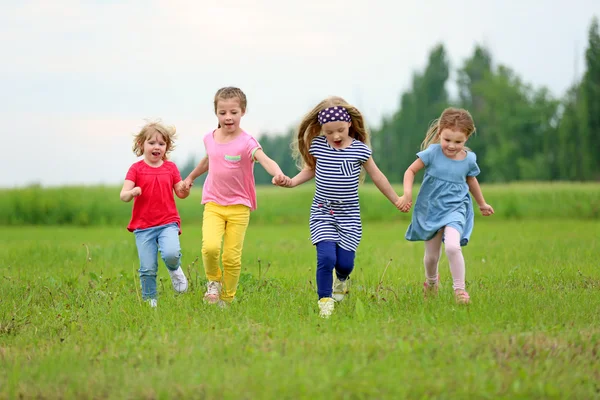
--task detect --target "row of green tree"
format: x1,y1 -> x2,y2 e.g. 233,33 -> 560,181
181,17 -> 600,184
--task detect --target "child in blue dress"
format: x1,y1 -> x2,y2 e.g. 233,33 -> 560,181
398,107 -> 494,304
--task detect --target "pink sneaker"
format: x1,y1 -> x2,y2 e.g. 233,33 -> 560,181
423,275 -> 440,298
204,281 -> 222,304
455,290 -> 470,304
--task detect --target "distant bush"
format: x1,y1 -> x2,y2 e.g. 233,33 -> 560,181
0,182 -> 598,226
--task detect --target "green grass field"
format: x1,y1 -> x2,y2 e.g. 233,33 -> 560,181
1,217 -> 599,399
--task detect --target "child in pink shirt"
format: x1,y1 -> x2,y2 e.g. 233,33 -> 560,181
184,87 -> 287,306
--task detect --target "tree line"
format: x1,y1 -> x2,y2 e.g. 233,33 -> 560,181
180,17 -> 600,185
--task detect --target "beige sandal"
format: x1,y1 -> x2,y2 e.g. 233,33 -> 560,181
423,275 -> 440,298
454,290 -> 470,304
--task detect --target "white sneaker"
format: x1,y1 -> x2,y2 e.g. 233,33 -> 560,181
168,267 -> 188,293
147,299 -> 158,308
204,281 -> 222,304
332,276 -> 348,302
318,297 -> 335,318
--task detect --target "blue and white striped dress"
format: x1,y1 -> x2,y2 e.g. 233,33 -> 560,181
308,136 -> 372,252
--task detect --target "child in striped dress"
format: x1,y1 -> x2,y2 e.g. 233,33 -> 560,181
275,96 -> 403,318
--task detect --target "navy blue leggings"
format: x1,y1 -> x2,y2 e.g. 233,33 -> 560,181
316,241 -> 356,299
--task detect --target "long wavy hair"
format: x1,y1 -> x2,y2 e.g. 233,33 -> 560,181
292,96 -> 370,181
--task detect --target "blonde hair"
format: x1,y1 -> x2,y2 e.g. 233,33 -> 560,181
292,96 -> 370,181
132,120 -> 177,160
213,87 -> 247,113
421,107 -> 476,151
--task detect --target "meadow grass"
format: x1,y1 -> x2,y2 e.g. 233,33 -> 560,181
1,219 -> 599,399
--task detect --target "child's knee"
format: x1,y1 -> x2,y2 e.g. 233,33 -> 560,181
336,260 -> 354,275
162,249 -> 181,268
445,242 -> 462,258
202,243 -> 221,259
423,252 -> 440,264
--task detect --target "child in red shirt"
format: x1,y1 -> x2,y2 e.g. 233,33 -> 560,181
120,120 -> 190,307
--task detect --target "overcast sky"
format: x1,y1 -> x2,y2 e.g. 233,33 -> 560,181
2,0 -> 598,188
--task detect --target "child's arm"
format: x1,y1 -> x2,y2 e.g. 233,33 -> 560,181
284,167 -> 315,188
253,149 -> 290,185
174,181 -> 190,199
398,158 -> 425,212
363,158 -> 402,209
254,149 -> 283,176
466,176 -> 494,216
120,180 -> 141,202
183,156 -> 208,189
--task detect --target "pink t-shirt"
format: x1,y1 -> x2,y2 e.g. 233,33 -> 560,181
201,130 -> 261,211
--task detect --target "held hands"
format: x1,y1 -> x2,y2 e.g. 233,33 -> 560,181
182,177 -> 194,191
396,194 -> 412,213
176,181 -> 190,195
479,203 -> 494,216
272,174 -> 292,187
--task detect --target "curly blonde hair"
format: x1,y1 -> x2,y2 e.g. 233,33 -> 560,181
292,96 -> 370,175
421,107 -> 476,151
132,120 -> 177,160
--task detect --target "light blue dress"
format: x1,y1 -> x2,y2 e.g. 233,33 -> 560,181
405,144 -> 480,246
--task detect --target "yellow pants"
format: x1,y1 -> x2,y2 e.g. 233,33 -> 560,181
201,202 -> 250,303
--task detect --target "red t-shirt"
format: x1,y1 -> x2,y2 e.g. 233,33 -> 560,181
125,160 -> 182,232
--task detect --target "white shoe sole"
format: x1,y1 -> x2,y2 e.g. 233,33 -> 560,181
332,293 -> 346,302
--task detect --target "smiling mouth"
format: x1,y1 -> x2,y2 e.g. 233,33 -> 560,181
152,151 -> 161,157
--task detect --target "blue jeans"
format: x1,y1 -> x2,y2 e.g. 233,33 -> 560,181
133,223 -> 181,300
316,241 -> 356,299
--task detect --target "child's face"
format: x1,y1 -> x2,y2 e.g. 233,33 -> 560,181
439,128 -> 468,159
143,131 -> 167,165
322,121 -> 352,149
216,98 -> 245,134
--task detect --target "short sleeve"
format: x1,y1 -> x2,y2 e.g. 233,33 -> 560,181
247,136 -> 261,161
170,162 -> 182,184
356,141 -> 372,163
202,131 -> 212,148
308,136 -> 320,156
416,144 -> 436,167
125,163 -> 137,182
467,152 -> 480,177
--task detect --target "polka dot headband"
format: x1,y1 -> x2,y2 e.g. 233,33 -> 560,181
317,106 -> 351,125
